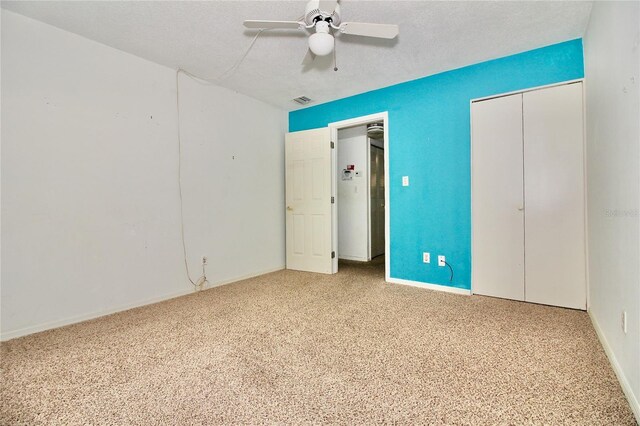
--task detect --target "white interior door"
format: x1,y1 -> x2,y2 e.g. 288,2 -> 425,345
370,145 -> 385,258
285,128 -> 333,274
472,93 -> 525,301
523,83 -> 586,309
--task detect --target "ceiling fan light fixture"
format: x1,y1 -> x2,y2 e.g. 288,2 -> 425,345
308,32 -> 334,56
308,21 -> 334,56
243,0 -> 399,67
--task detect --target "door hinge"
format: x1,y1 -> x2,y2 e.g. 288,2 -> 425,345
330,141 -> 335,149
331,196 -> 335,204
331,251 -> 336,259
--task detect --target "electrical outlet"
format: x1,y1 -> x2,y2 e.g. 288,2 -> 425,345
402,176 -> 409,186
202,256 -> 208,266
438,255 -> 446,267
423,252 -> 430,263
622,311 -> 627,334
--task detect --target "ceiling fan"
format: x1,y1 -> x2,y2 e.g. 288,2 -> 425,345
243,0 -> 399,65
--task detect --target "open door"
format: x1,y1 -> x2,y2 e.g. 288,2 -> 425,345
285,128 -> 334,274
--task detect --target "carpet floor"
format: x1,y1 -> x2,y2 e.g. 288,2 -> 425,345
1,258 -> 636,425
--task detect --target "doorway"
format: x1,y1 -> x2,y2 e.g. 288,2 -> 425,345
330,112 -> 389,277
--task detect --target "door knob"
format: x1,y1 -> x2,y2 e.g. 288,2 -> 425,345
517,206 -> 524,211
287,206 -> 294,211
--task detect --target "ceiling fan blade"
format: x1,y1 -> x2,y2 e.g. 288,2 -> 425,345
339,22 -> 399,39
319,0 -> 338,13
302,49 -> 316,65
243,20 -> 302,30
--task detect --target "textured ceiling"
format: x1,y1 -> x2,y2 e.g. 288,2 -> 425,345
2,1 -> 593,111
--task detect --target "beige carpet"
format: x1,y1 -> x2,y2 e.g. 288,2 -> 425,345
1,258 -> 636,425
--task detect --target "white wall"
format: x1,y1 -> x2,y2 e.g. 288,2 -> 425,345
0,10 -> 285,340
177,74 -> 285,283
584,1 -> 640,420
337,125 -> 368,261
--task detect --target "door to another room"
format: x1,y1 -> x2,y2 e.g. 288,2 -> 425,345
471,81 -> 586,310
284,113 -> 389,276
285,127 -> 333,274
335,122 -> 386,263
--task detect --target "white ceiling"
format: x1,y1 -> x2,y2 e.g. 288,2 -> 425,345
2,1 -> 593,111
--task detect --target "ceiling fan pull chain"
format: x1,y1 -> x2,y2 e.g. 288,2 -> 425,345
333,40 -> 338,72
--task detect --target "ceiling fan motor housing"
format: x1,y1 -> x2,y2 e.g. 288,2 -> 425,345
305,0 -> 341,26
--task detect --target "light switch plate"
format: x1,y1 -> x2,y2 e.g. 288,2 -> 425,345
423,252 -> 430,263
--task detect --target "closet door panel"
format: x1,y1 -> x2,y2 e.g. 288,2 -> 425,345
472,94 -> 525,301
523,83 -> 586,309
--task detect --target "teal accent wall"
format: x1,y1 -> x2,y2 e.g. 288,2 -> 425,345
289,39 -> 584,290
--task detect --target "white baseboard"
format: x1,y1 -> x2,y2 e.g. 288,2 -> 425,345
386,277 -> 471,296
0,288 -> 194,342
0,265 -> 285,342
207,265 -> 285,289
589,310 -> 640,423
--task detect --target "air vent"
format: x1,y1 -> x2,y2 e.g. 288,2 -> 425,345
293,96 -> 313,105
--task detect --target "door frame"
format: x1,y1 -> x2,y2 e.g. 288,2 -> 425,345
328,112 -> 390,278
469,78 -> 588,306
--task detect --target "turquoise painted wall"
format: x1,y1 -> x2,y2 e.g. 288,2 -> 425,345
289,39 -> 584,290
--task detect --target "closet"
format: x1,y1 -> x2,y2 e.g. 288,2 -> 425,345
471,82 -> 586,310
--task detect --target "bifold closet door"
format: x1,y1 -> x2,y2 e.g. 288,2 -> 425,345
472,94 -> 525,301
523,83 -> 586,310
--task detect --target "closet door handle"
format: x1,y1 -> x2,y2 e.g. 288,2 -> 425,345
517,206 -> 524,211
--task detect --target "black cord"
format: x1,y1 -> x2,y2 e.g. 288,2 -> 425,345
444,261 -> 454,282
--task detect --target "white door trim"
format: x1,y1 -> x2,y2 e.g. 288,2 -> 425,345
329,112 -> 389,278
470,78 -> 585,104
367,138 -> 372,261
580,80 -> 590,311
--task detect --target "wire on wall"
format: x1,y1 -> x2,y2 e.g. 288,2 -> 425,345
444,261 -> 454,283
175,29 -> 267,290
219,29 -> 266,81
176,70 -> 208,290
178,29 -> 267,86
